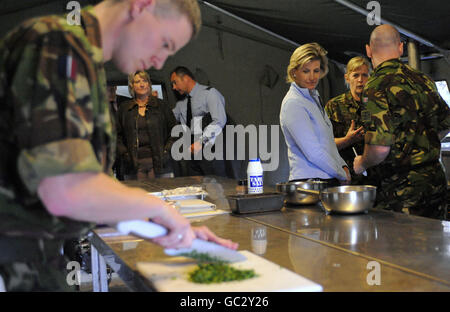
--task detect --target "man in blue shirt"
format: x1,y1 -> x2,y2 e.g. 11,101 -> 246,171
170,66 -> 227,176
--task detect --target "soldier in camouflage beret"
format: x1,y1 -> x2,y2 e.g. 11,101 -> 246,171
0,0 -> 237,291
325,56 -> 373,185
354,25 -> 450,219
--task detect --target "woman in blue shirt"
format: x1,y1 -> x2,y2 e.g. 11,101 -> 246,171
280,43 -> 350,185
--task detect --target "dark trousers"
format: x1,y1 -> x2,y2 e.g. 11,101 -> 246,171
188,159 -> 215,176
0,237 -> 75,291
175,158 -> 227,177
124,157 -> 155,181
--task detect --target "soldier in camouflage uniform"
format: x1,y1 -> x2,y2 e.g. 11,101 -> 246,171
0,0 -> 237,291
354,25 -> 450,219
325,56 -> 374,185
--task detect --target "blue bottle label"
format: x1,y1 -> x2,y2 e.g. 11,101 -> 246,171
249,175 -> 263,187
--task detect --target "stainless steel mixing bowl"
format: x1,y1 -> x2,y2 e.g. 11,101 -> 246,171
296,185 -> 377,214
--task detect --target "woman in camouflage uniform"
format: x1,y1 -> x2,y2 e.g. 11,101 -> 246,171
325,56 -> 375,185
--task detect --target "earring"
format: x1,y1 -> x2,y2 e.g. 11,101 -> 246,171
293,74 -> 296,78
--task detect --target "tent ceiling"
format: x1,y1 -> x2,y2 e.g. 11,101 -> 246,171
203,0 -> 450,63
0,0 -> 448,65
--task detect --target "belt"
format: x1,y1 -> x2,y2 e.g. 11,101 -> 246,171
0,237 -> 64,265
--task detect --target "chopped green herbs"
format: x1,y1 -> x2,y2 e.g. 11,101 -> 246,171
188,263 -> 257,284
180,250 -> 224,263
180,251 -> 257,284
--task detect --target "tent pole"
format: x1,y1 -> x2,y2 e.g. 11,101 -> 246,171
200,1 -> 299,48
333,0 -> 447,56
407,40 -> 421,70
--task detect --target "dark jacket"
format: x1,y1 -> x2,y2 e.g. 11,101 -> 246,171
116,96 -> 178,175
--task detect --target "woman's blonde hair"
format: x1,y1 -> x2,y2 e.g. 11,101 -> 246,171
286,42 -> 328,83
128,71 -> 152,98
346,56 -> 371,75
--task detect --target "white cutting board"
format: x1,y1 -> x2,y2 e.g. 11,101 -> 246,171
136,250 -> 322,292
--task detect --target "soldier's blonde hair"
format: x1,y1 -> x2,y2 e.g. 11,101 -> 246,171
286,42 -> 329,83
153,0 -> 201,38
128,71 -> 152,98
346,56 -> 371,75
110,0 -> 201,38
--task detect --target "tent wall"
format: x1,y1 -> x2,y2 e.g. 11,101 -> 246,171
1,2 -> 448,186
0,1 -> 347,186
422,58 -> 450,83
132,4 -> 347,185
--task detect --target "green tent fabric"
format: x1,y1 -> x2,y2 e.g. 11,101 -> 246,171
204,0 -> 450,63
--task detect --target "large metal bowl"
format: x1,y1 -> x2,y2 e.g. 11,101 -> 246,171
276,181 -> 328,205
296,185 -> 377,214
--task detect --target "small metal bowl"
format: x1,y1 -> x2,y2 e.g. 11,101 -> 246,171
276,181 -> 328,205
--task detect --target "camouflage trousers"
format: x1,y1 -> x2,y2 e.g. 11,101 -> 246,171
375,162 -> 447,220
0,237 -> 76,291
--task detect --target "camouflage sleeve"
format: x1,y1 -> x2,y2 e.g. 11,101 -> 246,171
429,81 -> 450,133
18,139 -> 102,192
325,99 -> 338,137
12,24 -> 102,193
361,78 -> 395,146
438,101 -> 450,133
325,97 -> 347,138
324,99 -> 336,122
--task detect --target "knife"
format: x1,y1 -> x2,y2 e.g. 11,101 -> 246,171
116,220 -> 246,263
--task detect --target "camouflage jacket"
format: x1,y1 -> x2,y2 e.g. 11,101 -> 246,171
361,58 -> 450,169
325,91 -> 364,169
0,7 -> 114,239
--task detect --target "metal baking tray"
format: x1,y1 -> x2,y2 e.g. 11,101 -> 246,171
227,192 -> 285,214
148,191 -> 207,200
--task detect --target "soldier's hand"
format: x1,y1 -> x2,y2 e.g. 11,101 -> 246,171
345,120 -> 364,144
192,226 -> 239,250
150,203 -> 195,249
353,155 -> 366,175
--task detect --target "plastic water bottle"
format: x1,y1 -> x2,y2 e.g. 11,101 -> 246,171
247,159 -> 263,194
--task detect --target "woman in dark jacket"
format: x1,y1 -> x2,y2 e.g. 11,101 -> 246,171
117,71 -> 177,180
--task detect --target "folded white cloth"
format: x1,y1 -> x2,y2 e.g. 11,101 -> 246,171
175,199 -> 216,214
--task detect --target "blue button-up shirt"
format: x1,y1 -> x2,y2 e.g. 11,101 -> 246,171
173,83 -> 226,145
280,83 -> 347,181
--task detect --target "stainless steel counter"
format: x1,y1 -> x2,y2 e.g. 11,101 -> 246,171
89,176 -> 450,291
248,206 -> 450,283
